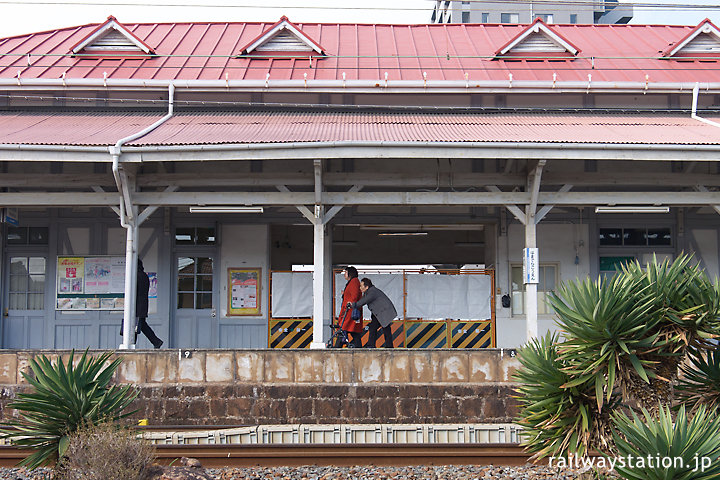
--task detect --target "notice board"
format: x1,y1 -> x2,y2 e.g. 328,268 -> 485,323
228,268 -> 261,316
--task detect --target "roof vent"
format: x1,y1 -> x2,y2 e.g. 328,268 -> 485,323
85,29 -> 142,51
257,30 -> 314,52
239,16 -> 325,56
664,18 -> 720,58
495,18 -> 579,58
71,16 -> 154,55
506,32 -> 568,53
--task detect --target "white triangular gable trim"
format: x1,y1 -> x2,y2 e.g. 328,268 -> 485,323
667,23 -> 720,57
72,19 -> 151,54
244,19 -> 323,55
499,22 -> 578,56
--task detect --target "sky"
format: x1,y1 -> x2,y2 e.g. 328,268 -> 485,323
0,0 -> 720,38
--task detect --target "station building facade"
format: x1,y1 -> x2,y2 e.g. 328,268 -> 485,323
1,17 -> 720,350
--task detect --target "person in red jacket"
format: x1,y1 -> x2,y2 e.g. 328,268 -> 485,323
337,266 -> 363,348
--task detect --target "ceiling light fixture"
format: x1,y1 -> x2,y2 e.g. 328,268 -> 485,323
594,206 -> 670,214
378,232 -> 429,236
189,206 -> 264,214
454,241 -> 485,247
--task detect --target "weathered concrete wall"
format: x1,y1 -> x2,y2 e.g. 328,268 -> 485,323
0,349 -> 521,425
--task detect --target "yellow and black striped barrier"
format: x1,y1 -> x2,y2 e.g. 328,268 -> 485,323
269,319 -> 494,348
405,321 -> 448,348
450,321 -> 493,348
362,320 -> 405,348
269,319 -> 313,348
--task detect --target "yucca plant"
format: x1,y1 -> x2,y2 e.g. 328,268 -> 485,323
610,405 -> 720,480
549,273 -> 661,412
514,332 -> 614,459
0,350 -> 138,469
620,255 -> 720,410
676,348 -> 720,414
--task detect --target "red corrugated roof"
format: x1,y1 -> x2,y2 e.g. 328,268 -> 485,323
1,19 -> 719,83
2,111 -> 718,146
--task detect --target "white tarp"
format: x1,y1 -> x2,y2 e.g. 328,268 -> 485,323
271,272 -> 313,318
272,271 -> 492,320
333,273 -> 403,320
406,274 -> 492,320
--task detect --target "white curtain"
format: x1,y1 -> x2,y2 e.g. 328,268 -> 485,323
271,272 -> 313,317
406,274 -> 492,320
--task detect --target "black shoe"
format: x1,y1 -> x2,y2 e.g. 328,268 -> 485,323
154,340 -> 163,349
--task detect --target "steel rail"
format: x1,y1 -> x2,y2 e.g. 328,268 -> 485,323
0,444 -> 532,468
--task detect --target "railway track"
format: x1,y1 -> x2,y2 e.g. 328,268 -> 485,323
0,443 -> 532,467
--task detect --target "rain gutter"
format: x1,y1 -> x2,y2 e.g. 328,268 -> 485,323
2,78 -> 720,94
110,82 -> 175,219
109,83 -> 174,350
692,82 -> 720,129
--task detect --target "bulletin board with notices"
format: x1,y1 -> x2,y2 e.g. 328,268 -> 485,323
56,256 -> 160,311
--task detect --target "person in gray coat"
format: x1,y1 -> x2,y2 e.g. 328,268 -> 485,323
350,277 -> 397,348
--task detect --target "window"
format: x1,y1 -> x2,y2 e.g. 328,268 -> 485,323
511,264 -> 557,315
570,14 -> 578,24
6,226 -> 48,245
177,257 -> 213,309
481,13 -> 490,23
599,256 -> 635,281
599,227 -> 672,246
9,257 -> 46,310
500,13 -> 519,24
461,11 -> 470,22
534,14 -> 554,24
175,227 -> 216,245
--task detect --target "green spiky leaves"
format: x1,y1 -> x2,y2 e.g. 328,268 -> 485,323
0,350 -> 138,469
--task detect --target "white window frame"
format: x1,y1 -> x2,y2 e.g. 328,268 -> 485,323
510,263 -> 558,316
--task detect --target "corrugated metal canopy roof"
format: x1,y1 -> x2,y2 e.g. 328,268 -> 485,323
1,20 -> 720,83
1,111 -> 719,147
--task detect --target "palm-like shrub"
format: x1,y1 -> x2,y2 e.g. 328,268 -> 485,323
676,348 -> 720,414
515,253 -> 720,462
618,256 -> 720,411
0,350 -> 138,469
514,332 -> 614,458
611,405 -> 720,480
549,274 -> 660,413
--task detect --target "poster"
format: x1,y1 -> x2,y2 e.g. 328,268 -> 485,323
56,256 -> 132,311
57,257 -> 84,294
228,268 -> 261,316
84,257 -> 112,294
148,273 -> 158,299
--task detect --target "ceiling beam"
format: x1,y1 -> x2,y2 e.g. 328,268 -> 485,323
2,190 -> 720,207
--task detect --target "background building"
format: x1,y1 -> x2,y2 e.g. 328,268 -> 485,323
432,0 -> 633,24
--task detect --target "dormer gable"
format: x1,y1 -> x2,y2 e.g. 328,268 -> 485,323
71,16 -> 154,55
238,16 -> 325,56
495,18 -> 579,58
663,18 -> 720,58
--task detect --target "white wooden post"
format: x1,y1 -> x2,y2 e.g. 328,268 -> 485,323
311,206 -> 327,348
120,206 -> 138,349
524,205 -> 539,342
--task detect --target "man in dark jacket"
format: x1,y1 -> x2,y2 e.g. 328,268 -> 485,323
131,259 -> 163,348
351,277 -> 397,348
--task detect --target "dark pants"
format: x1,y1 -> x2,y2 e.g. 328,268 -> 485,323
136,317 -> 163,348
121,317 -> 163,348
366,314 -> 393,348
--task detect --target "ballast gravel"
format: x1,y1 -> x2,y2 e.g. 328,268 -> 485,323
0,465 -> 615,480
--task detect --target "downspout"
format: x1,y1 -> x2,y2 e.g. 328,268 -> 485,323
112,83 -> 175,349
692,83 -> 720,129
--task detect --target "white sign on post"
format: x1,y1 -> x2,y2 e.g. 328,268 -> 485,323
2,207 -> 19,227
523,248 -> 539,284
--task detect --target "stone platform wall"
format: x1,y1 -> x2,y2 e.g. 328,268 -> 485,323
0,349 -> 522,425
